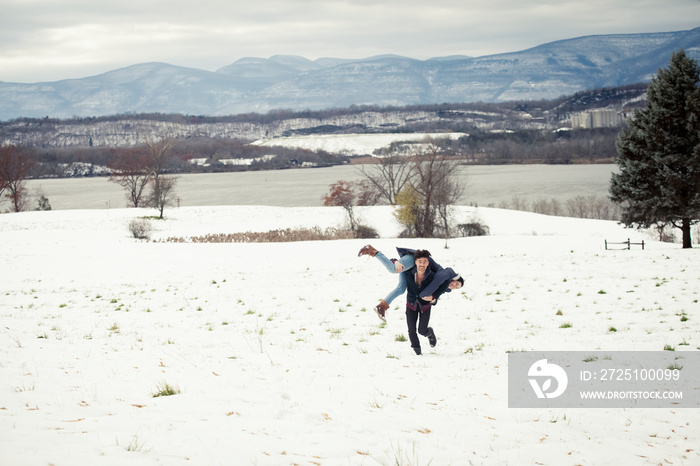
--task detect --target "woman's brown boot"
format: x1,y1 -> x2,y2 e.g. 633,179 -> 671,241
374,299 -> 389,322
357,244 -> 378,257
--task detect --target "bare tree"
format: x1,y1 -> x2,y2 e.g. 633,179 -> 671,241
434,174 -> 466,239
356,152 -> 413,205
323,180 -> 358,231
409,138 -> 465,237
507,195 -> 529,212
144,137 -> 179,218
0,145 -> 35,212
354,179 -> 382,206
145,137 -> 178,177
565,195 -> 589,218
148,174 -> 178,219
108,148 -> 152,207
531,197 -> 551,215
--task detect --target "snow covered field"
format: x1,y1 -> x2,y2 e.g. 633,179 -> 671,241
0,205 -> 698,465
251,132 -> 467,156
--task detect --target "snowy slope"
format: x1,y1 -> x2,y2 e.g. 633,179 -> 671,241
0,206 -> 697,465
251,132 -> 466,156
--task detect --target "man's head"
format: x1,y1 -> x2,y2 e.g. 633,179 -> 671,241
414,249 -> 431,273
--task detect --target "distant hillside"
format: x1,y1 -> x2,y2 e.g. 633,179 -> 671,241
0,28 -> 697,121
0,83 -> 648,149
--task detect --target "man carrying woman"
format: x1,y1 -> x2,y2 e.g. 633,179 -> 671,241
358,245 -> 463,355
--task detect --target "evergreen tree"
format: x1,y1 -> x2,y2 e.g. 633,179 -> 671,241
610,50 -> 700,248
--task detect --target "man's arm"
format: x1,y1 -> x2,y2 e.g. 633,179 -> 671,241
419,267 -> 456,301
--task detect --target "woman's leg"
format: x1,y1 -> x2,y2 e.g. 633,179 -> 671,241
384,272 -> 407,305
398,254 -> 414,271
374,251 -> 398,273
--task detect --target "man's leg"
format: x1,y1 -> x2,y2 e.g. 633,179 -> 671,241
405,306 -> 421,354
417,308 -> 437,347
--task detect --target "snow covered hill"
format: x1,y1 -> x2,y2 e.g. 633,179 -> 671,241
1,28 -> 698,120
0,206 -> 697,465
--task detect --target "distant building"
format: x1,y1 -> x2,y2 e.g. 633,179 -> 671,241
571,109 -> 624,129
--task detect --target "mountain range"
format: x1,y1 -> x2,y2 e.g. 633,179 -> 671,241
1,27 -> 699,121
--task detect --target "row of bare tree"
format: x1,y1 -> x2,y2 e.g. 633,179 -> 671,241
0,138 -> 180,217
496,194 -> 621,220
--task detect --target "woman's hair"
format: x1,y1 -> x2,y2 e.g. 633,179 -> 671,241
413,249 -> 431,260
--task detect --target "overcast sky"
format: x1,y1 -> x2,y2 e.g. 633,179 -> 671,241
1,0 -> 699,83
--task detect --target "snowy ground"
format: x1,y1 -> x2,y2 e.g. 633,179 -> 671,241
0,205 -> 698,465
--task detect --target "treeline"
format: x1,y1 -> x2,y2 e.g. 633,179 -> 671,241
25,126 -> 619,179
4,83 -> 647,128
377,127 -> 620,164
450,127 -> 620,164
28,139 -> 345,178
25,126 -> 620,179
493,194 -> 621,221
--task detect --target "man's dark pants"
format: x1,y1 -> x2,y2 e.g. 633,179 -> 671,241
406,304 -> 431,350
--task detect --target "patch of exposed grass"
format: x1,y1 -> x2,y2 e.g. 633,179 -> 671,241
152,382 -> 180,398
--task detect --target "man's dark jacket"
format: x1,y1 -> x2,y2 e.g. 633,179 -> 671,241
397,247 -> 456,310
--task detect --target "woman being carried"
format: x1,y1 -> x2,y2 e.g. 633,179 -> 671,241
357,245 -> 463,321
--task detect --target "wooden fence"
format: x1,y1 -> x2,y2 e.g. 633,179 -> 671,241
604,238 -> 645,250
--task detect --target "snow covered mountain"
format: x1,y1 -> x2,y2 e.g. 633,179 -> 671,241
1,28 -> 699,120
